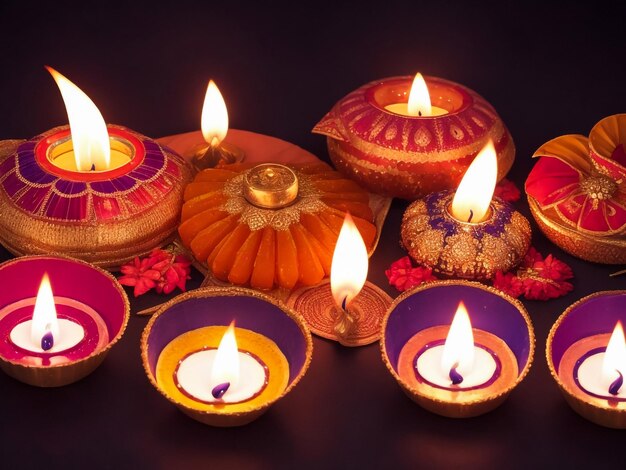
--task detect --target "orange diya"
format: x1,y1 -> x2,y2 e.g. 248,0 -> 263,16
313,73 -> 515,199
381,281 -> 534,418
0,68 -> 191,267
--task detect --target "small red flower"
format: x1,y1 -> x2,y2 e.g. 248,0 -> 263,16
118,248 -> 192,297
494,178 -> 521,203
385,256 -> 438,292
492,247 -> 574,301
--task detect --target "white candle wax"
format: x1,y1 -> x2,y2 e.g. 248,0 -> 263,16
577,351 -> 626,399
384,103 -> 448,117
416,344 -> 497,388
10,319 -> 84,354
176,350 -> 266,403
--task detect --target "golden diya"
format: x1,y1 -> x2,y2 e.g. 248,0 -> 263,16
0,67 -> 191,268
287,212 -> 392,347
547,290 -> 626,428
0,255 -> 129,387
526,114 -> 626,264
313,73 -> 515,199
141,287 -> 312,427
184,80 -> 245,170
401,140 -> 531,280
381,280 -> 534,418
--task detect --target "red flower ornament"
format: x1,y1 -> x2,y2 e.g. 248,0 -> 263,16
385,256 -> 438,292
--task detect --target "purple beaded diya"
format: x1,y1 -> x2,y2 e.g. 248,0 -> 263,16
142,287 -> 313,427
0,255 -> 129,387
381,280 -> 534,418
0,125 -> 192,268
547,291 -> 626,428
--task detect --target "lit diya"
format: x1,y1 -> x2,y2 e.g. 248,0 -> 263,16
142,287 -> 312,427
184,79 -> 245,170
0,256 -> 129,387
313,73 -> 515,199
401,141 -> 531,280
287,212 -> 391,347
381,280 -> 534,418
547,290 -> 626,428
0,67 -> 191,267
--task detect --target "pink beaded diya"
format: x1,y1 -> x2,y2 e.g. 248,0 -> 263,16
526,114 -> 626,264
0,68 -> 192,268
313,75 -> 514,199
0,255 -> 129,387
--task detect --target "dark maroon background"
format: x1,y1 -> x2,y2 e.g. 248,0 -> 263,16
1,1 -> 625,469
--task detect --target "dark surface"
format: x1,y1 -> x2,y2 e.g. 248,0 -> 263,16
1,1 -> 625,469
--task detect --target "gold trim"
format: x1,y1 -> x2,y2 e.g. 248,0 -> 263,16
380,280 -> 535,416
546,290 -> 626,428
140,286 -> 313,426
0,254 -> 130,387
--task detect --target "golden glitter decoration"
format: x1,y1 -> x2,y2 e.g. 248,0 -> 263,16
401,191 -> 531,280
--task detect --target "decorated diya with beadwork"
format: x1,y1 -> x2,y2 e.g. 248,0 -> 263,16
178,161 -> 379,291
526,114 -> 626,264
402,142 -> 531,280
313,74 -> 514,199
0,69 -> 191,268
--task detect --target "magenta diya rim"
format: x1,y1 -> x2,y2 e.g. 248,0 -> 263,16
0,255 -> 129,382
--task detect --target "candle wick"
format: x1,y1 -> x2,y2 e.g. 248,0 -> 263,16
418,110 -> 423,117
467,210 -> 474,223
211,382 -> 231,399
449,362 -> 464,385
41,323 -> 54,351
609,370 -> 623,396
90,163 -> 96,171
341,296 -> 348,313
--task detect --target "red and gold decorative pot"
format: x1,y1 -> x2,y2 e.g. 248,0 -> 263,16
313,75 -> 514,199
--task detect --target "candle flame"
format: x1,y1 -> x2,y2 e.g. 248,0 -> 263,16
451,140 -> 498,223
30,273 -> 60,349
201,80 -> 229,148
210,321 -> 239,391
330,212 -> 368,309
441,301 -> 475,379
407,73 -> 432,117
602,321 -> 626,393
46,66 -> 110,171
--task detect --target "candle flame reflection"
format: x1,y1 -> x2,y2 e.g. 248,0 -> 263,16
210,321 -> 239,394
330,212 -> 368,309
201,80 -> 229,148
441,301 -> 475,382
46,66 -> 111,171
451,140 -> 498,223
30,273 -> 60,350
602,321 -> 626,395
407,73 -> 432,117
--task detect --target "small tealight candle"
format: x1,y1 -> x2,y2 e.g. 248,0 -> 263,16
381,281 -> 534,418
549,292 -> 626,427
46,67 -> 131,172
384,73 -> 448,117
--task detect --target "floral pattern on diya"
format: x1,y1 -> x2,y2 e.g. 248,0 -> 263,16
525,114 -> 626,263
0,125 -> 192,267
401,191 -> 531,280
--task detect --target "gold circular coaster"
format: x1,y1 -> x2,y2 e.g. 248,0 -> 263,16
287,279 -> 392,347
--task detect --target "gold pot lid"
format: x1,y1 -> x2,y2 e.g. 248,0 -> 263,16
243,164 -> 298,209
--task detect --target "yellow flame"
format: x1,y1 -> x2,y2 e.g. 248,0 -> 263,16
441,301 -> 475,376
451,140 -> 498,223
210,321 -> 239,388
30,273 -> 60,346
201,80 -> 228,147
407,73 -> 432,117
602,321 -> 626,389
46,66 -> 110,171
330,212 -> 368,309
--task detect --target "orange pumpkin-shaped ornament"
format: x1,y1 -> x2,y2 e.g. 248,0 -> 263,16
179,162 -> 377,290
